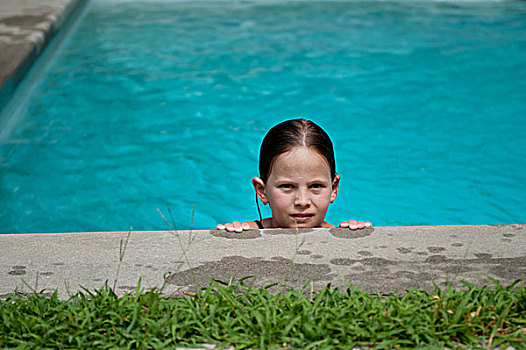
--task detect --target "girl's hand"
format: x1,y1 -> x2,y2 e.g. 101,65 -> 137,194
216,221 -> 252,233
339,220 -> 372,230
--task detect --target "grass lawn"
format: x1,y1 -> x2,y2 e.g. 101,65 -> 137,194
1,278 -> 525,349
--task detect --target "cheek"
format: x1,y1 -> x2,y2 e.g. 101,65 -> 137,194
268,190 -> 291,209
314,190 -> 333,207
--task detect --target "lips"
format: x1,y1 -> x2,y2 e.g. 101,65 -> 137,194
290,213 -> 314,222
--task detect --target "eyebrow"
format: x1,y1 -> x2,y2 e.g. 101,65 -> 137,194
274,179 -> 297,184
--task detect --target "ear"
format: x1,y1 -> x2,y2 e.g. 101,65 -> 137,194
252,177 -> 269,205
330,174 -> 340,203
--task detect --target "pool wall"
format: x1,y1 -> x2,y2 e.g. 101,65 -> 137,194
0,0 -> 88,111
1,225 -> 524,298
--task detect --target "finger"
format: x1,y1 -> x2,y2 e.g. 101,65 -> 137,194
356,221 -> 365,229
365,221 -> 372,228
242,222 -> 251,231
225,223 -> 235,232
216,224 -> 225,230
339,221 -> 349,228
348,220 -> 358,230
233,221 -> 243,233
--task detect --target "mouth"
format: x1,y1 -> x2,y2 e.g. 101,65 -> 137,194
290,213 -> 314,223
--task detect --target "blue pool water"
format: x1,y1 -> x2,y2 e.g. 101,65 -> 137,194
1,0 -> 525,233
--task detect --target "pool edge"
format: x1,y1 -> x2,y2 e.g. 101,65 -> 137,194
0,0 -> 89,112
1,224 -> 524,298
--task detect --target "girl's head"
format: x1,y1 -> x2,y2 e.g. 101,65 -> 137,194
258,119 -> 337,183
253,119 -> 340,228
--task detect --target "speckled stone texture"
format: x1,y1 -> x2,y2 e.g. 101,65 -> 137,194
0,0 -> 84,108
0,225 -> 524,298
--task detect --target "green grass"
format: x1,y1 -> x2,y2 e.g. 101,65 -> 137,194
1,279 -> 525,349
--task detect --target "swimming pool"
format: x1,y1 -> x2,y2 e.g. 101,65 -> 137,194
1,0 -> 525,233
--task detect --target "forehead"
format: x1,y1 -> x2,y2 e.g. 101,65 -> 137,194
270,147 -> 331,178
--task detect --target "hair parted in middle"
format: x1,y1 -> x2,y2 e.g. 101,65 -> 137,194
258,119 -> 337,183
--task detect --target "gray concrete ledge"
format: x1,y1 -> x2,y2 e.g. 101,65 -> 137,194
1,225 -> 524,298
0,0 -> 87,110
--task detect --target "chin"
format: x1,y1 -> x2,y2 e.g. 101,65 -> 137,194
287,221 -> 319,229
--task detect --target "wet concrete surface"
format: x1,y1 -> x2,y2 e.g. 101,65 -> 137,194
0,225 -> 524,298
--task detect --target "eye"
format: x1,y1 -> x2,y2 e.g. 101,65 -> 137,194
279,184 -> 294,189
310,183 -> 326,189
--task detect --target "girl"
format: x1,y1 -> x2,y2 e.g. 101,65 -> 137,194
216,119 -> 372,232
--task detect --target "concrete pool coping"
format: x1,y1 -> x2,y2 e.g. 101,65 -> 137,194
0,0 -> 87,111
1,225 -> 524,299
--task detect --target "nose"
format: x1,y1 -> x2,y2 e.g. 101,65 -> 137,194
294,189 -> 311,207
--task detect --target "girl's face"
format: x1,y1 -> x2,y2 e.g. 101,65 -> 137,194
253,146 -> 340,228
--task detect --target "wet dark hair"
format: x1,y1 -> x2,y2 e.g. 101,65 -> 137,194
258,119 -> 337,183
